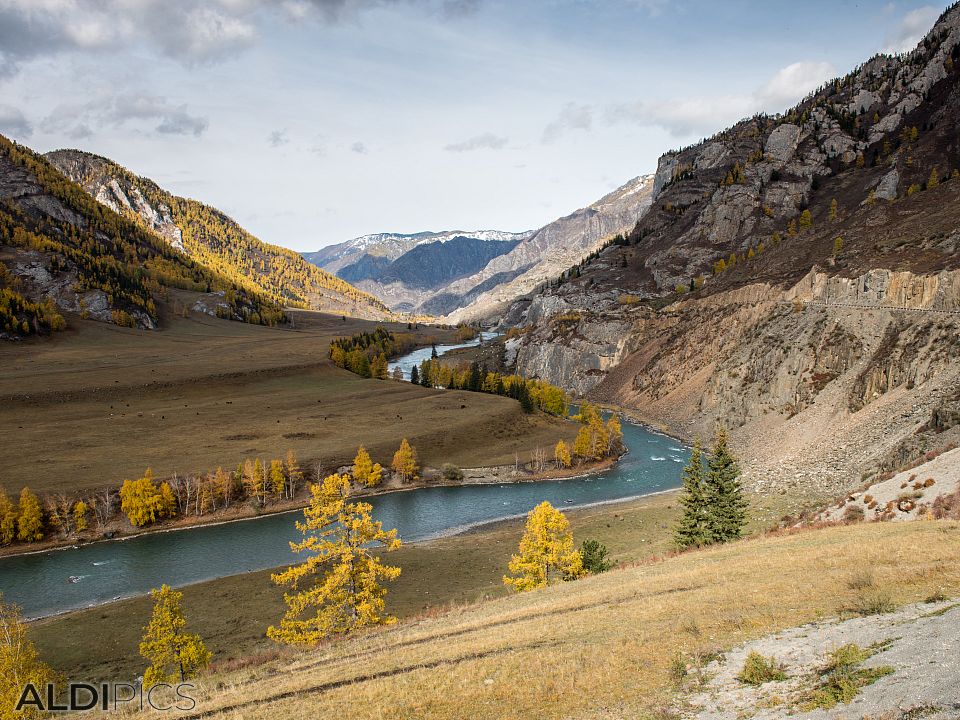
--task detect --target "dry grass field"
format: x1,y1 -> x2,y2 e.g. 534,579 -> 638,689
93,519 -> 960,720
0,309 -> 577,495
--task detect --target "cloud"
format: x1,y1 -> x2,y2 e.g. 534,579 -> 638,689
605,60 -> 836,140
41,93 -> 209,138
268,129 -> 290,147
882,5 -> 939,54
0,0 -> 477,77
444,132 -> 508,152
351,141 -> 368,154
542,103 -> 593,143
0,104 -> 32,139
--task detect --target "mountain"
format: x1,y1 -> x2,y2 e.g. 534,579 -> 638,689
0,134 -> 283,334
303,230 -> 529,314
304,175 -> 654,319
443,174 -> 655,322
511,4 -> 960,496
45,150 -> 392,321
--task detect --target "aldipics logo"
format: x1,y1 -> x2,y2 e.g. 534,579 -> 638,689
16,682 -> 198,713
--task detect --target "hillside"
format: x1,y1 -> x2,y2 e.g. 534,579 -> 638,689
45,149 -> 392,320
511,4 -> 960,495
0,134 -> 285,334
82,519 -> 960,719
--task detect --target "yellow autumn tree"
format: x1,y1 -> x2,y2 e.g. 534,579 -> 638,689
269,459 -> 287,498
391,438 -> 419,483
16,488 -> 43,542
73,501 -> 89,533
119,470 -> 172,527
0,593 -> 58,720
606,415 -> 623,455
352,446 -> 383,487
285,449 -> 302,499
573,425 -> 593,461
267,474 -> 401,645
243,459 -> 265,506
139,584 -> 211,688
554,439 -> 572,469
0,490 -> 16,546
504,501 -> 584,592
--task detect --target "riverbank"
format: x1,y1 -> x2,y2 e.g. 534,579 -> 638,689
0,456 -> 620,561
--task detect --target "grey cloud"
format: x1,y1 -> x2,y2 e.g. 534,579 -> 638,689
444,132 -> 508,152
542,103 -> 593,143
41,94 -> 209,138
0,104 -> 32,139
351,141 -> 368,154
268,129 -> 291,147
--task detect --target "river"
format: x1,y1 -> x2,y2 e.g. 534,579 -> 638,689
1,338 -> 688,620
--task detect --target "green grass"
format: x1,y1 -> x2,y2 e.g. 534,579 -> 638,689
802,643 -> 895,709
737,651 -> 787,685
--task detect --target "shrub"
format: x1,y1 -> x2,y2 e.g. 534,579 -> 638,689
842,504 -> 865,523
440,463 -> 464,483
849,589 -> 896,616
579,539 -> 612,574
923,478 -> 936,488
803,644 -> 894,710
925,588 -> 948,604
738,651 -> 787,685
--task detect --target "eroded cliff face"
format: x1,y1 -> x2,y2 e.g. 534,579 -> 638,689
516,268 -> 960,496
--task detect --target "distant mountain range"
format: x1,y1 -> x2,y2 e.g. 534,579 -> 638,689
304,175 -> 655,320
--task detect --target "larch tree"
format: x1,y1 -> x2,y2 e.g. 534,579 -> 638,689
352,446 -> 383,487
119,470 -> 172,527
16,488 -> 43,543
673,440 -> 711,549
554,439 -> 572,469
503,501 -> 584,592
0,490 -> 16,545
72,501 -> 89,533
704,428 -> 749,543
267,474 -> 401,646
572,425 -> 593,461
0,593 -> 57,720
391,439 -> 419,483
139,584 -> 211,687
269,459 -> 287,499
285,450 -> 302,499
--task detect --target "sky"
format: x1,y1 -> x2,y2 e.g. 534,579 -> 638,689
0,1 -> 951,251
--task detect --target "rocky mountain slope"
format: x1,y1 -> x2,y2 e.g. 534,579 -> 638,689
46,150 -> 392,320
443,173 -> 655,322
0,134 -> 282,332
305,230 -> 527,314
305,174 -> 654,318
511,3 -> 960,496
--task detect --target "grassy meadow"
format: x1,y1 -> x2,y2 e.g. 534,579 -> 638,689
0,309 -> 576,495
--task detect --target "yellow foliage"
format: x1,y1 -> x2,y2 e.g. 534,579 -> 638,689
503,502 -> 584,592
139,584 -> 211,687
16,488 -> 43,542
119,470 -> 174,527
352,446 -> 383,487
267,475 -> 401,645
0,593 -> 57,720
554,440 -> 572,469
73,500 -> 89,532
391,439 -> 419,483
0,490 -> 17,546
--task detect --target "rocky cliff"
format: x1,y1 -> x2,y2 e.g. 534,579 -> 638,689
512,3 -> 960,496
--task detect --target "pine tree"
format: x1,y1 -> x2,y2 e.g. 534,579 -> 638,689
16,488 -> 43,542
673,440 -> 711,549
391,439 -> 419,483
0,592 -> 57,718
704,428 -> 748,543
504,501 -> 584,592
409,365 -> 419,385
267,474 -> 401,645
0,489 -> 16,545
139,584 -> 211,687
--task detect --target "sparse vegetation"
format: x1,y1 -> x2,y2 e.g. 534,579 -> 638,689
801,643 -> 894,710
738,651 -> 787,685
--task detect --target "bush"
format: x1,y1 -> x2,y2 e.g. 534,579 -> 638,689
803,644 -> 894,710
579,539 -> 612,574
440,464 -> 464,483
737,651 -> 787,685
842,504 -> 865,523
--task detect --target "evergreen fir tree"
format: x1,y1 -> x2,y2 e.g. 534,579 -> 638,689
704,428 -> 748,543
409,364 -> 419,385
673,440 -> 710,549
